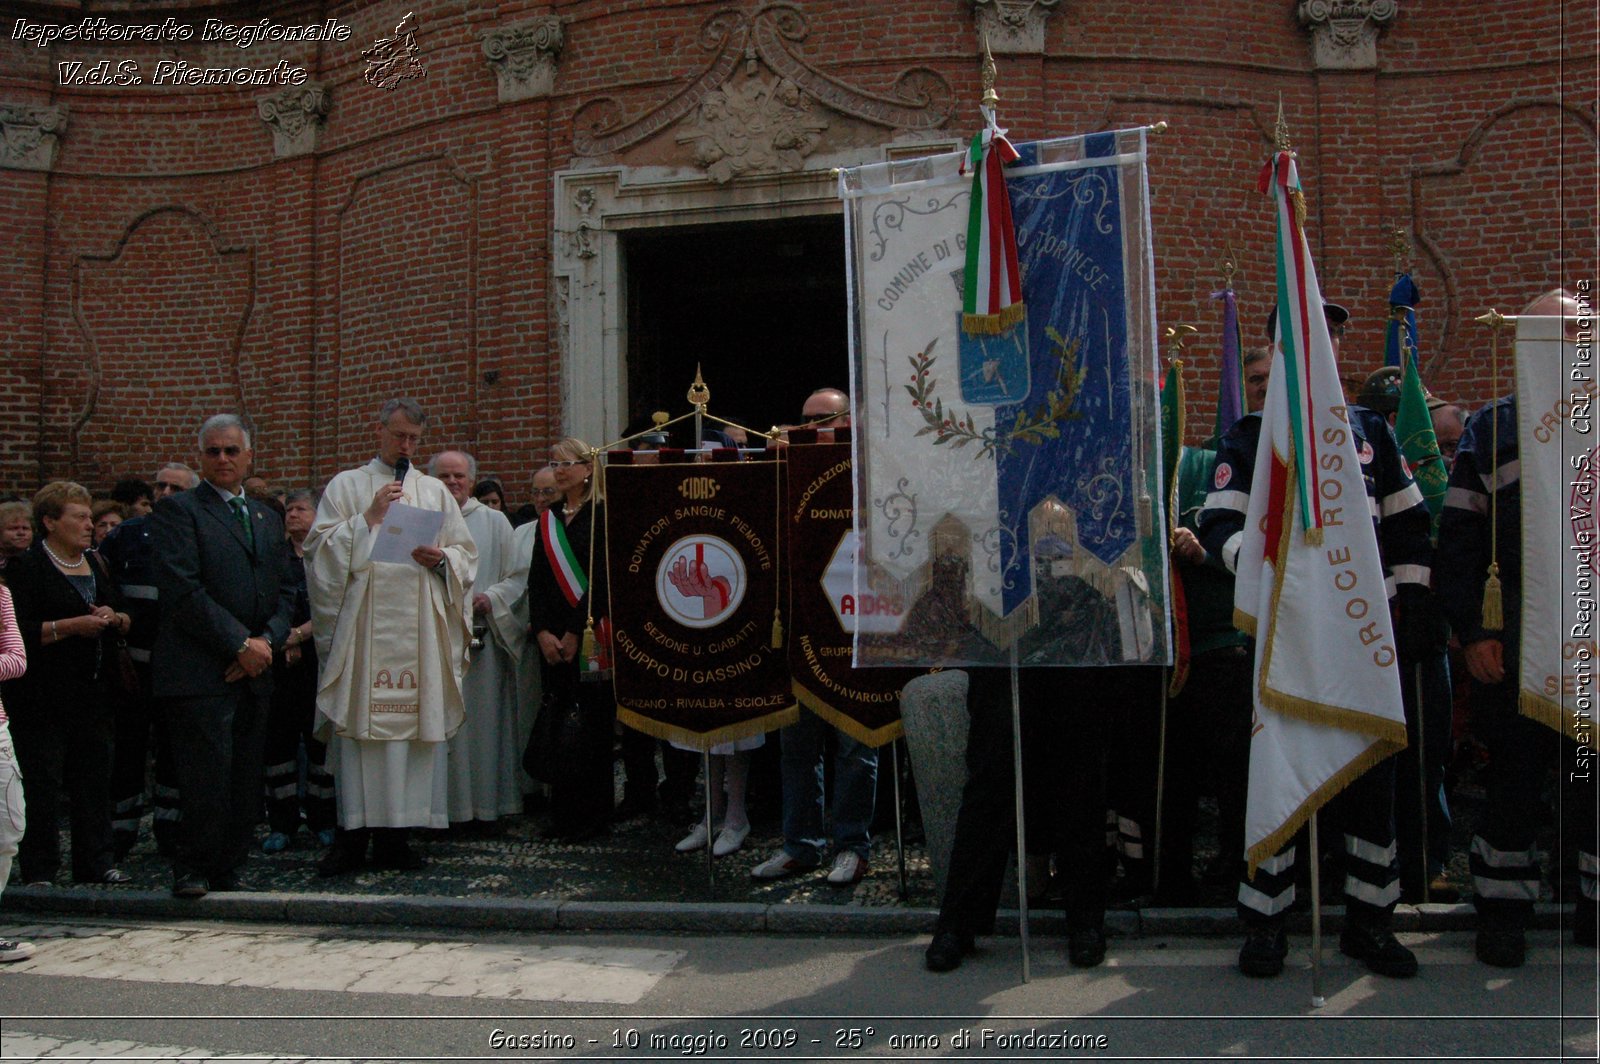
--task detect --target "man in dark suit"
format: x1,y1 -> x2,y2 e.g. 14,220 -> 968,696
152,414 -> 295,898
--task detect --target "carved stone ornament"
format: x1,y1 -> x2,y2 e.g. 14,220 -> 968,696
676,68 -> 828,184
256,84 -> 330,158
0,103 -> 67,172
482,16 -> 565,103
972,0 -> 1062,54
1297,0 -> 1398,70
573,3 -> 952,160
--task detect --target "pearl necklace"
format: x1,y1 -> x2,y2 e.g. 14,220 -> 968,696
41,540 -> 86,568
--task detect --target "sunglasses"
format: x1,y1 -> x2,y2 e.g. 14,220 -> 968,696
203,446 -> 244,457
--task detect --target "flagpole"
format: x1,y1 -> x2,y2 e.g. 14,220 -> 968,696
1309,810 -> 1325,1008
1009,640 -> 1031,984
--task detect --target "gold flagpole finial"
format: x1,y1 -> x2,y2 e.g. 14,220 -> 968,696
1274,95 -> 1292,153
1220,242 -> 1237,288
1475,309 -> 1509,330
1389,226 -> 1411,274
1164,323 -> 1198,356
980,31 -> 999,109
687,364 -> 710,410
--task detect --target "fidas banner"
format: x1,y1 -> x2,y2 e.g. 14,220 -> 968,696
605,458 -> 797,749
784,439 -> 917,747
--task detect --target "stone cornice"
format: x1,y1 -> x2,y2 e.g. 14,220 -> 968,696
0,103 -> 67,172
1297,0 -> 1398,71
482,16 -> 565,103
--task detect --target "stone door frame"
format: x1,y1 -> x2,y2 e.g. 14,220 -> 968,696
552,165 -> 847,447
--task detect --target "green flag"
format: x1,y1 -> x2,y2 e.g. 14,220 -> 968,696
1395,351 -> 1446,538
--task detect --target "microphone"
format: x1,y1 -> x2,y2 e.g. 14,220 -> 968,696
393,456 -> 410,482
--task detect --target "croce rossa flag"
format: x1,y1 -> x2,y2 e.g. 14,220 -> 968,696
606,458 -> 796,749
1237,151 -> 1407,872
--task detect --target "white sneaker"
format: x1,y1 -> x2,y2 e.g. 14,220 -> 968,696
674,822 -> 711,852
749,848 -> 817,880
0,940 -> 36,963
826,850 -> 866,885
712,823 -> 750,857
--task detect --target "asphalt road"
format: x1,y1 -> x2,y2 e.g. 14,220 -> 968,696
0,916 -> 1593,1062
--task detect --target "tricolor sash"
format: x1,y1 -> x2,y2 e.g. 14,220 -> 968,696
540,507 -> 587,608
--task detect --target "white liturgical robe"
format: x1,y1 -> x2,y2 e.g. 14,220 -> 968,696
447,498 -> 526,822
306,458 -> 476,829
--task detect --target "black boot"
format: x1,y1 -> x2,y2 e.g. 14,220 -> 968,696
1340,918 -> 1418,978
371,827 -> 426,871
316,827 -> 368,878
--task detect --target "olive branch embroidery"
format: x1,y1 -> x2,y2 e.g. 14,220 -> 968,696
904,328 -> 1087,459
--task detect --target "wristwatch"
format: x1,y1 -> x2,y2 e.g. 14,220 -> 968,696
236,637 -> 252,656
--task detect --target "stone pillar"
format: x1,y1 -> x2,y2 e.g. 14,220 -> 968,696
482,17 -> 565,103
0,103 -> 66,172
1297,1 -> 1401,361
256,85 -> 330,158
900,670 -> 972,899
971,0 -> 1062,54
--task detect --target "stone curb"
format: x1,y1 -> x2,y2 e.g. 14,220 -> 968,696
0,887 -> 1575,937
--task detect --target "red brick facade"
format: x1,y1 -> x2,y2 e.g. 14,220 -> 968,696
1,0 -> 1594,497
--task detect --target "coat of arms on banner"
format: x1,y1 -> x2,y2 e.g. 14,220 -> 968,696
841,128 -> 1170,667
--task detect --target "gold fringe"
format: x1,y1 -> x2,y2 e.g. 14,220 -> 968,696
961,300 -> 1027,336
1520,688 -> 1586,742
1234,607 -> 1258,638
1245,736 -> 1404,878
1303,526 -> 1323,547
1481,566 -> 1504,631
793,682 -> 905,748
615,702 -> 800,752
1290,187 -> 1306,229
970,592 -> 1040,651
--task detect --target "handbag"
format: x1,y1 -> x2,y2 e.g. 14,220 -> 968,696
523,679 -> 614,786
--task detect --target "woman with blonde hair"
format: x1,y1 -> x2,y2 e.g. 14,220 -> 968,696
524,438 -> 615,842
2,481 -> 131,885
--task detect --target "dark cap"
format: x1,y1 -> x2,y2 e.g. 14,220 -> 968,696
1265,300 -> 1351,340
1357,365 -> 1448,414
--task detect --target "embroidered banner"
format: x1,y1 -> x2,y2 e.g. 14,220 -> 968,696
1516,311 -> 1592,740
606,459 -> 797,749
840,128 -> 1170,666
784,439 -> 918,747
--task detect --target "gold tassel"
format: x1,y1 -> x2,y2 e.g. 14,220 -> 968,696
1304,527 -> 1323,547
581,621 -> 597,665
771,610 -> 784,649
1481,564 -> 1504,631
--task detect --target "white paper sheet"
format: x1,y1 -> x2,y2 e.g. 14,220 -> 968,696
370,501 -> 445,564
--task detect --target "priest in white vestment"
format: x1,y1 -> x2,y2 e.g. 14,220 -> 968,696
305,398 -> 476,875
430,450 -> 526,828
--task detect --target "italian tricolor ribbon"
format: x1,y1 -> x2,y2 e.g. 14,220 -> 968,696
540,508 -> 587,608
1258,150 -> 1322,544
961,107 -> 1024,336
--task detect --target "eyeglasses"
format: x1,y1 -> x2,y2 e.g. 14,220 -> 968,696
385,429 -> 423,445
531,487 -> 559,496
546,460 -> 586,469
202,446 -> 243,457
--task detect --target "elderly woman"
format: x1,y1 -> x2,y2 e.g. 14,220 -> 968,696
1,481 -> 131,885
0,501 -> 31,570
91,500 -> 125,548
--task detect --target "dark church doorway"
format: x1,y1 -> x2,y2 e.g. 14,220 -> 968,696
623,214 -> 847,446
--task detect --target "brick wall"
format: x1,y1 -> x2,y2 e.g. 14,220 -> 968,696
0,0 -> 1593,497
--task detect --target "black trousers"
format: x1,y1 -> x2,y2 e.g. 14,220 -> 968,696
935,667 -> 1112,937
166,686 -> 271,881
12,693 -> 116,882
109,664 -> 183,856
1469,677 -> 1598,922
262,666 -> 334,836
541,661 -> 615,835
